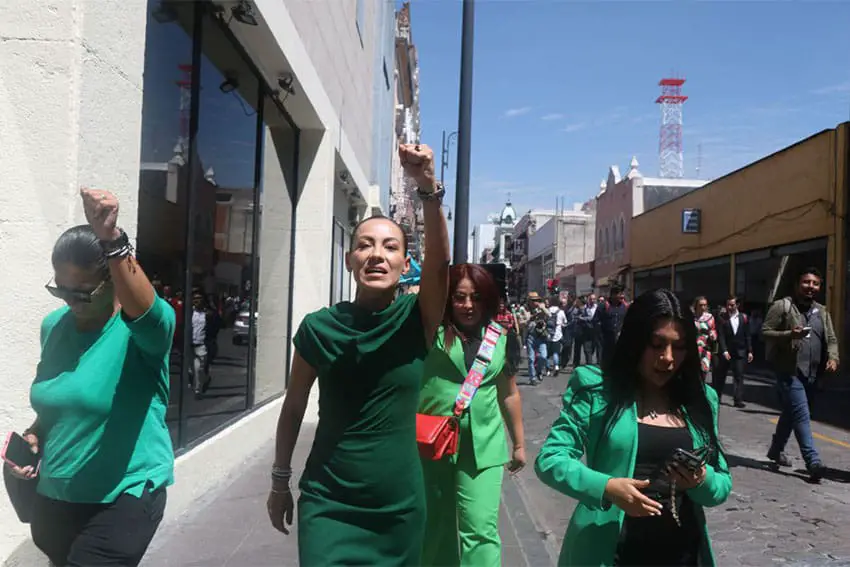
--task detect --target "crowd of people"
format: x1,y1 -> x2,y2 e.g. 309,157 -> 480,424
1,142 -> 840,566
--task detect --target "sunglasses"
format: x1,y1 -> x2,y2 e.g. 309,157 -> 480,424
45,278 -> 109,304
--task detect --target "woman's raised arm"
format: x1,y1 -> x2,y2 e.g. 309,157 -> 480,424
398,144 -> 450,348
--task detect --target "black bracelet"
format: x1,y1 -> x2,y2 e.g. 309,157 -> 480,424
101,228 -> 134,259
417,184 -> 445,202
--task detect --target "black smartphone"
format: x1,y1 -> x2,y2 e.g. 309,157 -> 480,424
2,432 -> 40,471
666,447 -> 706,473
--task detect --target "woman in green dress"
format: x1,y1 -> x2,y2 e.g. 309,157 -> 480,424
418,263 -> 526,567
266,143 -> 450,566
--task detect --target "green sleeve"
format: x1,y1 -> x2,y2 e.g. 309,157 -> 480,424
293,313 -> 324,372
688,385 -> 733,507
124,297 -> 176,358
824,311 -> 839,363
761,299 -> 791,339
534,369 -> 612,511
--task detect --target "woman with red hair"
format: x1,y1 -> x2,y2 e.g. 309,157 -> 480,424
418,263 -> 526,566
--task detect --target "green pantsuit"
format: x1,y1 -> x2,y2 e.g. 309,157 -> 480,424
419,326 -> 510,567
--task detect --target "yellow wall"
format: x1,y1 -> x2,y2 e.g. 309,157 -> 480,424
631,125 -> 847,270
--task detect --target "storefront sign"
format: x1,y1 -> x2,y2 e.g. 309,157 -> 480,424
682,208 -> 701,233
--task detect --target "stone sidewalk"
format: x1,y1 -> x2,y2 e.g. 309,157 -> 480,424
142,423 -> 550,567
143,365 -> 850,566
513,367 -> 850,566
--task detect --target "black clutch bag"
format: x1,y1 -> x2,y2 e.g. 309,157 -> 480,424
3,464 -> 38,523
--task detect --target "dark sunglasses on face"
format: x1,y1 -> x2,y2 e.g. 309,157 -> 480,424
45,278 -> 108,304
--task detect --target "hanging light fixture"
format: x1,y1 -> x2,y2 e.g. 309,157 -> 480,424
219,76 -> 239,94
231,0 -> 258,26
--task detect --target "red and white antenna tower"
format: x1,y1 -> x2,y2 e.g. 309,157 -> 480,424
655,77 -> 687,178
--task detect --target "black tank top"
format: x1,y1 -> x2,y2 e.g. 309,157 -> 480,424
615,423 -> 703,566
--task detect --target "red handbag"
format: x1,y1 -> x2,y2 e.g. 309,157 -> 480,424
416,321 -> 503,460
416,414 -> 459,460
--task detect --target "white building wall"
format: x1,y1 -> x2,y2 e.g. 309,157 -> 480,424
528,218 -> 556,260
0,0 -> 148,559
472,223 -> 497,263
556,218 -> 595,267
283,0 -> 378,172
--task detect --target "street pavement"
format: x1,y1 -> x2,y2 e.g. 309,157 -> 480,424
144,358 -> 850,566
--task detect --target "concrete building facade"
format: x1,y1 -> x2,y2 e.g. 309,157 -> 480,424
525,204 -> 595,294
594,157 -> 707,293
509,210 -> 557,298
0,0 -> 397,561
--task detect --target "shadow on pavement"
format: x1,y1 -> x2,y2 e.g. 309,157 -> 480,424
722,379 -> 850,432
725,454 -> 811,482
815,467 -> 850,484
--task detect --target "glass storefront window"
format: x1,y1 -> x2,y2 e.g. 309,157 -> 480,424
180,10 -> 262,443
330,220 -> 352,305
138,1 -> 297,448
254,99 -> 297,404
137,0 -> 196,449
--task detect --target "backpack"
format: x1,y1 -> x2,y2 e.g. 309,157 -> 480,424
546,309 -> 559,335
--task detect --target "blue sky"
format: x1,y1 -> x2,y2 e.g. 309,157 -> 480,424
409,1 -> 850,231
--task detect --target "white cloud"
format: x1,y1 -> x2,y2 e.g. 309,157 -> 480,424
811,81 -> 850,96
503,106 -> 532,118
630,112 -> 656,125
541,113 -> 565,121
562,123 -> 586,133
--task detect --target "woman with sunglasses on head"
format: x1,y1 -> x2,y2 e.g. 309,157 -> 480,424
535,289 -> 731,566
266,144 -> 450,566
418,263 -> 526,567
5,188 -> 175,566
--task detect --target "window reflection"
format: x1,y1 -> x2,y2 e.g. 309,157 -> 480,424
182,11 -> 261,442
138,1 -> 298,446
137,0 -> 196,449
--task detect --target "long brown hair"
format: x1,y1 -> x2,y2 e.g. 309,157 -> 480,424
443,264 -> 500,350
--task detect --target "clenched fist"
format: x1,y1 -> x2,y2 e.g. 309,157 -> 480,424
81,187 -> 121,241
399,144 -> 436,192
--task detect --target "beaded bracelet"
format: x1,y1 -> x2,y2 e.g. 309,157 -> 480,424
417,184 -> 445,202
271,466 -> 292,482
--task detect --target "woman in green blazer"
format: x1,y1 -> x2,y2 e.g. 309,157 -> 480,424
418,263 -> 526,567
535,289 -> 732,566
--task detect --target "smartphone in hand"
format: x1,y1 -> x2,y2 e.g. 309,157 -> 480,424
2,432 -> 40,471
672,448 -> 707,472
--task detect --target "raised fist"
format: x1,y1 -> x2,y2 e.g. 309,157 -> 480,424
80,187 -> 121,241
399,144 -> 436,191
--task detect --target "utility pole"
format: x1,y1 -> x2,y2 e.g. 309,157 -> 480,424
452,0 -> 475,264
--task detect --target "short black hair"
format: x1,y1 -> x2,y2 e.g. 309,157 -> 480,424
797,266 -> 822,282
726,295 -> 738,302
610,284 -> 624,296
350,215 -> 409,253
52,225 -> 108,278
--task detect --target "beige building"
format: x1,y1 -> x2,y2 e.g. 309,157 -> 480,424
631,123 -> 849,352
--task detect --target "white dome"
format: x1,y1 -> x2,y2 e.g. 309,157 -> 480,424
500,200 -> 517,225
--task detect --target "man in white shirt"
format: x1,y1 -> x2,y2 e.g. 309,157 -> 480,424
546,299 -> 567,375
716,296 -> 753,408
